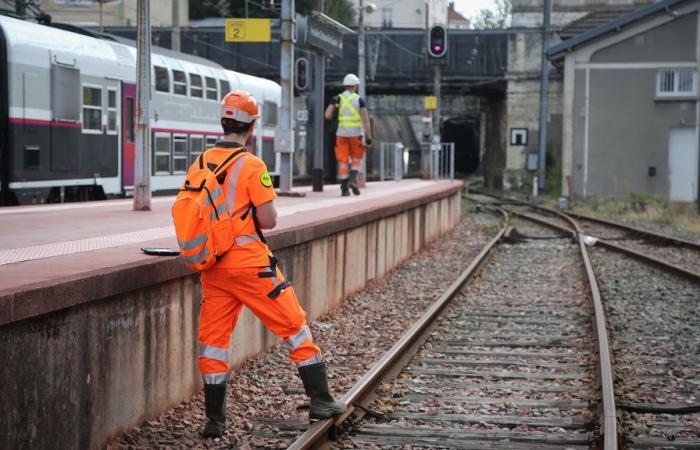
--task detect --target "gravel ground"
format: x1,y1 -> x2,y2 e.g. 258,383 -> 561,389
591,248 -> 700,448
107,211 -> 501,450
334,228 -> 600,449
591,217 -> 700,245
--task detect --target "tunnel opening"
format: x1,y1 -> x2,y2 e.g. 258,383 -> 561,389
442,117 -> 480,176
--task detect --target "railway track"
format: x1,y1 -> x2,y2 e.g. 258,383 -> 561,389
490,198 -> 700,450
289,206 -> 617,449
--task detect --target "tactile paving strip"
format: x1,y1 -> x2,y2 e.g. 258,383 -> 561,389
0,226 -> 175,266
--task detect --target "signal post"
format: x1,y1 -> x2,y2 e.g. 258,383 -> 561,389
427,24 -> 447,150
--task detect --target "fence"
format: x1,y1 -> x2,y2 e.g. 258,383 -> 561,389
379,142 -> 406,181
421,142 -> 455,181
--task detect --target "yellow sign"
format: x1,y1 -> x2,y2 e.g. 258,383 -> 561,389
424,96 -> 438,110
225,18 -> 271,42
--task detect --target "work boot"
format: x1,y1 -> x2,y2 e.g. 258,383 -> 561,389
340,179 -> 350,197
298,362 -> 346,420
349,170 -> 360,195
201,384 -> 227,438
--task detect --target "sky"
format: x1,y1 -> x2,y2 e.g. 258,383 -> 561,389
450,0 -> 498,20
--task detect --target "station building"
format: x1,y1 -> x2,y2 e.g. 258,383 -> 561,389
549,0 -> 699,203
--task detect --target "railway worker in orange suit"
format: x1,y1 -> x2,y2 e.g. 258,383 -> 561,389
324,73 -> 373,196
192,90 -> 345,438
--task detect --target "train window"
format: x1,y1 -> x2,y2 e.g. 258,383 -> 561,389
173,70 -> 187,96
219,80 -> 230,100
190,135 -> 204,164
155,66 -> 169,93
107,88 -> 118,134
262,139 -> 276,171
51,66 -> 80,121
206,136 -> 219,149
154,133 -> 171,174
263,101 -> 278,126
24,145 -> 40,170
190,74 -> 203,98
82,85 -> 102,132
205,77 -> 218,100
173,135 -> 188,173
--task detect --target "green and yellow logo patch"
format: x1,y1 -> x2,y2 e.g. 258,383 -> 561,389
260,171 -> 273,187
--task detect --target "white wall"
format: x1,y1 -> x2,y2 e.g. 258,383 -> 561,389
352,0 -> 448,28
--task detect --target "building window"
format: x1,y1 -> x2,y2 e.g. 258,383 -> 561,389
190,135 -> 204,164
205,77 -> 218,100
657,68 -> 697,97
190,73 -> 203,98
82,85 -> 102,132
173,70 -> 187,96
155,66 -> 169,93
382,7 -> 393,28
106,88 -> 118,134
173,135 -> 188,173
220,80 -> 230,100
154,133 -> 171,174
263,101 -> 278,126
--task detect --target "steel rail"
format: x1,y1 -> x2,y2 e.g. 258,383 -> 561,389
486,200 -> 618,449
288,208 -> 509,450
473,189 -> 700,281
566,210 -> 700,251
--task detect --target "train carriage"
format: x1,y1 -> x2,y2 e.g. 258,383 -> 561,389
0,15 -> 281,205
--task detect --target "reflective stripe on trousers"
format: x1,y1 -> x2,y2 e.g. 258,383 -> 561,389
202,372 -> 228,385
286,325 -> 312,352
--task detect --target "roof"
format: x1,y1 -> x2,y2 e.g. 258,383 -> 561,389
557,6 -> 641,40
448,7 -> 469,23
548,0 -> 690,60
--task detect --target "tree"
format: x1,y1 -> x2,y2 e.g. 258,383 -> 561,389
470,0 -> 511,29
190,0 -> 356,26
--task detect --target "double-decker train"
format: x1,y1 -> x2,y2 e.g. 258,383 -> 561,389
0,15 -> 281,205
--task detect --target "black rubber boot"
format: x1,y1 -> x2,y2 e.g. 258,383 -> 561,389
201,384 -> 227,438
348,170 -> 360,195
298,362 -> 346,420
340,179 -> 350,197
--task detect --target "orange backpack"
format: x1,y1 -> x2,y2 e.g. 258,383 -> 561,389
172,147 -> 247,271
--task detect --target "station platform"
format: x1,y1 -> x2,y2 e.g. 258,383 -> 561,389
0,178 -> 463,450
0,179 -> 462,325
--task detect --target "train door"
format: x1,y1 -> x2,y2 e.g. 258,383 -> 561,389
121,83 -> 136,195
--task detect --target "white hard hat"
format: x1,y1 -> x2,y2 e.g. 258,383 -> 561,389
343,73 -> 360,86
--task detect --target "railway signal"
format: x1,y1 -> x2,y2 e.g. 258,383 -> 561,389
427,24 -> 447,59
295,57 -> 309,91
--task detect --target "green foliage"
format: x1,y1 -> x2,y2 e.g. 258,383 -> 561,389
470,0 -> 512,29
190,0 -> 356,25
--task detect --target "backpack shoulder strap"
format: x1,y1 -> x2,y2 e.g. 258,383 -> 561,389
214,148 -> 247,175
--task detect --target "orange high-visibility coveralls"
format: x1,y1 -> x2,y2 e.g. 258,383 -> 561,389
197,141 -> 322,385
334,136 -> 364,180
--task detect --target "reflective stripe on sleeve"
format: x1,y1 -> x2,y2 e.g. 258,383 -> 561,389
182,246 -> 210,265
224,155 -> 250,212
178,233 -> 207,250
286,325 -> 312,351
202,372 -> 228,385
296,353 -> 324,368
199,342 -> 229,362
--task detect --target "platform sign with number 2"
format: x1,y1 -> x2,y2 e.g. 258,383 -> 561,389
225,19 -> 272,43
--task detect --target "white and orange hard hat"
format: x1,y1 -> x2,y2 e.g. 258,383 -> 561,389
220,90 -> 260,123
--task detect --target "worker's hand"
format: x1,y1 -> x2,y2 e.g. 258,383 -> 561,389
364,136 -> 373,146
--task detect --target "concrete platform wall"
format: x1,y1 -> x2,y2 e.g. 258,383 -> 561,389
0,188 -> 461,450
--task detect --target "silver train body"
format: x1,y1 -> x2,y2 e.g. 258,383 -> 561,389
0,15 -> 281,205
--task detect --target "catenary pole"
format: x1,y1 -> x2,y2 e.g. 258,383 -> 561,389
312,0 -> 326,192
172,0 -> 181,52
537,0 -> 552,190
278,0 -> 295,192
357,0 -> 367,187
134,0 -> 152,211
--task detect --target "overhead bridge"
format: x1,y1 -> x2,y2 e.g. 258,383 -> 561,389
102,26 -> 517,97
